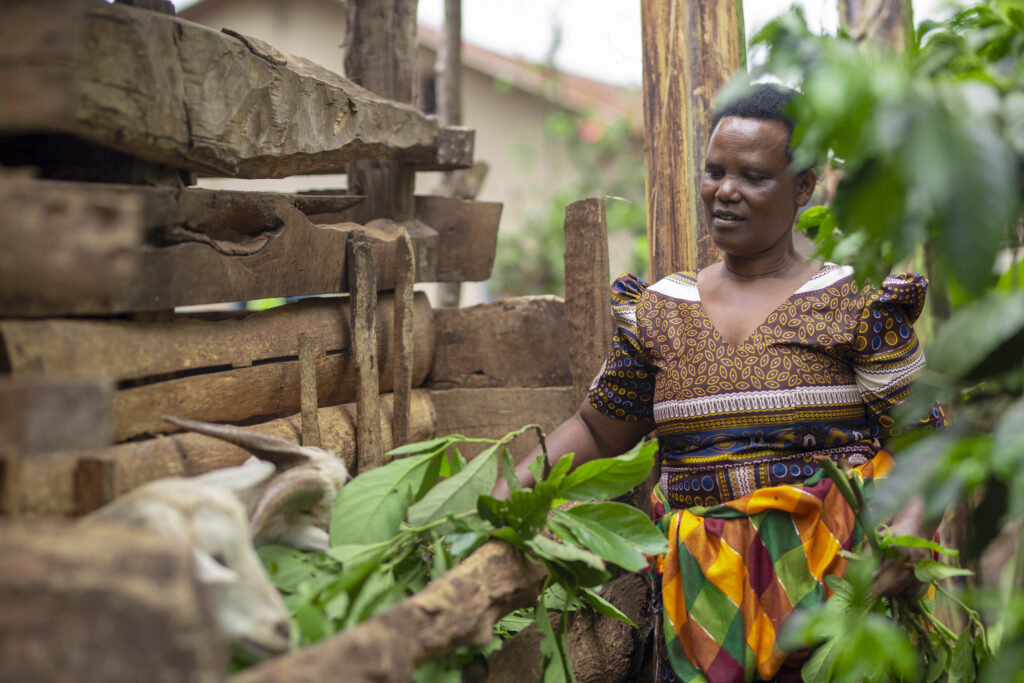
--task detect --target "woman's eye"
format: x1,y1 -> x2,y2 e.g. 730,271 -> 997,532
705,169 -> 723,179
745,175 -> 766,184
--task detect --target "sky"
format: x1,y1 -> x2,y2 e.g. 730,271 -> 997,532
170,0 -> 962,87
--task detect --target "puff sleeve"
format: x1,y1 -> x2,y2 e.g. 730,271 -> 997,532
587,274 -> 657,425
850,273 -> 942,437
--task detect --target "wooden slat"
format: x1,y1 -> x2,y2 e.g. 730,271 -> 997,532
0,0 -> 441,178
348,231 -> 383,472
0,377 -> 114,456
414,195 -> 502,282
298,333 -> 323,449
2,294 -> 434,383
0,521 -> 224,683
0,173 -> 143,315
563,197 -> 614,409
392,230 -> 416,447
9,391 -> 436,517
428,296 -> 570,391
305,126 -> 474,174
641,0 -> 743,279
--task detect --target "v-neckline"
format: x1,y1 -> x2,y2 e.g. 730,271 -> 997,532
693,263 -> 829,350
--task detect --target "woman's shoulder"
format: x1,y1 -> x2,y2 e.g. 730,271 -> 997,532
610,270 -> 701,304
858,271 -> 929,324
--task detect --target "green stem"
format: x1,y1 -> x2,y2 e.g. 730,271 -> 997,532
403,508 -> 479,535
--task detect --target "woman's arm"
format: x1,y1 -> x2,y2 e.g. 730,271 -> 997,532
492,400 -> 652,499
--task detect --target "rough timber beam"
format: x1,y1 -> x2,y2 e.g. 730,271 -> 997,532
0,0 -> 441,178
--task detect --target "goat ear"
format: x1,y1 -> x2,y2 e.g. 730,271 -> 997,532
195,457 -> 276,498
192,548 -> 238,584
164,415 -> 312,468
250,469 -> 326,538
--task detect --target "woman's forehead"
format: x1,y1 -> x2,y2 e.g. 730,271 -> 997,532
706,116 -> 790,163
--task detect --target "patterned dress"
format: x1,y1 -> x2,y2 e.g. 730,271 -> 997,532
587,263 -> 936,682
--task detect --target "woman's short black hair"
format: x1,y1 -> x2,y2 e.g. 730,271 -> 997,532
711,83 -> 799,149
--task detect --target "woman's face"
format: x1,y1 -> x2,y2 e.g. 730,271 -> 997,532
700,116 -> 816,258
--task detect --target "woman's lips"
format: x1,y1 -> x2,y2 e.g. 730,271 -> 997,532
711,211 -> 744,228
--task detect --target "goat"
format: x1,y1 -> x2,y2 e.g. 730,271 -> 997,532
82,475 -> 292,661
162,415 -> 350,552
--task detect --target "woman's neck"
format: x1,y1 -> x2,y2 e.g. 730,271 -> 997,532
720,247 -> 807,281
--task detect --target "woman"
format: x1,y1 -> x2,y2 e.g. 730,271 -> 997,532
498,84 -> 936,682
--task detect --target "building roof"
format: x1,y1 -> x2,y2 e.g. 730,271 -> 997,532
417,24 -> 642,124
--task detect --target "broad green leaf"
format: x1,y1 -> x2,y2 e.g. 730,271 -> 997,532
529,453 -> 549,484
386,436 -> 457,457
545,453 -> 574,488
580,587 -> 636,627
948,627 -> 977,683
824,574 -> 855,612
343,569 -> 402,629
559,439 -> 657,501
914,559 -> 974,583
800,635 -> 838,682
438,446 -> 467,478
258,545 -> 321,592
323,590 -> 350,621
992,398 -> 1024,476
561,502 -> 668,555
324,542 -> 389,592
500,446 -> 521,492
536,589 -> 575,683
926,291 -> 1024,381
329,451 -> 443,545
551,508 -> 647,572
407,443 -> 500,526
885,534 -> 958,556
526,534 -> 607,572
294,602 -> 333,643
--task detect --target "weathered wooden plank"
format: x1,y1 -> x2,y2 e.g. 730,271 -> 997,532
9,391 -> 436,517
415,195 -> 502,282
0,377 -> 114,456
0,521 -> 224,683
111,305 -> 434,443
0,0 -> 440,178
392,230 -> 416,447
2,294 -> 435,383
298,333 -> 323,449
430,386 -> 574,460
234,542 -> 547,683
563,198 -> 614,409
0,173 -> 143,315
348,230 -> 384,472
428,297 -> 570,390
304,126 -> 474,174
344,0 -> 418,224
641,0 -> 743,279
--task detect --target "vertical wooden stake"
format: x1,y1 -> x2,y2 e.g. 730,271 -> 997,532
641,0 -> 744,280
298,332 -> 322,449
392,229 -> 415,448
348,230 -> 383,472
74,458 -> 115,515
434,0 -> 465,307
1,456 -> 21,516
563,198 -> 614,410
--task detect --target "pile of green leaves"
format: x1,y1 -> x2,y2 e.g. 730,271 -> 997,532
257,426 -> 666,681
746,2 -> 1024,680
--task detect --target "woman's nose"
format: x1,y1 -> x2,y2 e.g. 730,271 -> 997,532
716,177 -> 740,201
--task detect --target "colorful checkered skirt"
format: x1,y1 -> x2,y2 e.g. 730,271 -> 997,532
655,451 -> 893,682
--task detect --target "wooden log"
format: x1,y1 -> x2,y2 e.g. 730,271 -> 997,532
348,231 -> 384,472
304,126 -> 474,174
0,172 -> 143,315
641,0 -> 743,279
563,198 -> 614,409
392,230 -> 416,447
0,0 -> 440,178
414,195 -> 502,283
0,521 -> 224,683
430,386 -> 574,461
298,333 -> 323,449
9,391 -> 437,517
2,294 -> 434,383
233,541 -> 548,683
110,303 -> 433,443
429,296 -> 570,390
0,377 -> 114,456
74,458 -> 116,516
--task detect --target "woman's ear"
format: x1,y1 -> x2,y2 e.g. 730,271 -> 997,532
795,168 -> 818,207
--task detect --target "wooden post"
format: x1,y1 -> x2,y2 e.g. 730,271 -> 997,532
73,458 -> 116,516
563,198 -> 613,410
344,0 -> 418,223
392,230 -> 415,448
839,0 -> 913,50
641,0 -> 744,281
298,333 -> 323,449
434,0 -> 464,307
348,231 -> 383,472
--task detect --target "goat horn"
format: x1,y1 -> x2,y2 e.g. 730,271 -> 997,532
163,415 -> 312,467
249,468 -> 327,538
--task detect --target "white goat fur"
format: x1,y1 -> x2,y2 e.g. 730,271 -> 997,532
82,475 -> 292,661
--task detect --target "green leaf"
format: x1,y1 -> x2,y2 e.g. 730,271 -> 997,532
258,545 -> 321,592
992,398 -> 1024,477
385,436 -> 457,457
800,635 -> 839,682
500,446 -> 521,493
528,453 -> 549,484
526,534 -> 607,572
343,569 -> 402,628
323,590 -> 350,621
885,534 -> 958,556
559,439 -> 657,501
438,446 -> 467,478
329,451 -> 444,545
294,601 -> 333,644
914,559 -> 975,583
948,626 -> 977,683
562,502 -> 668,555
535,589 -> 576,683
324,542 -> 390,592
926,291 -> 1024,381
579,587 -> 636,627
407,443 -> 500,526
551,508 -> 647,572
